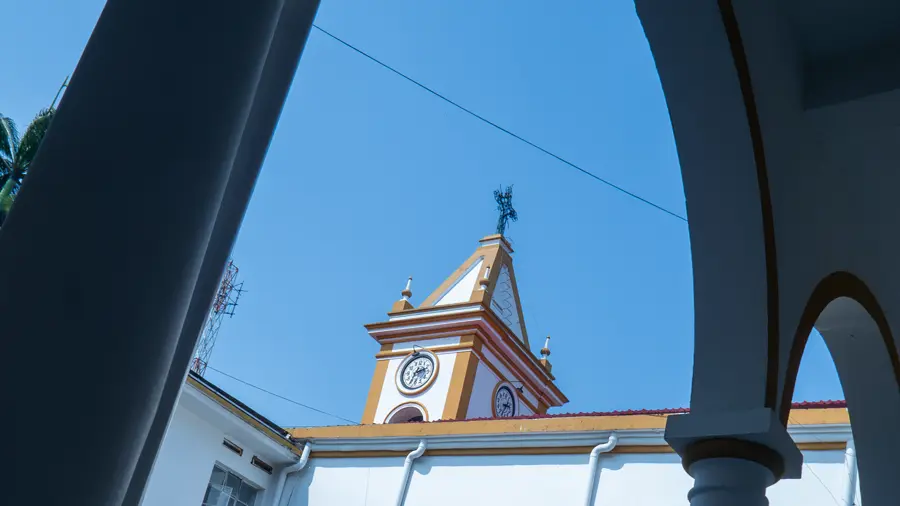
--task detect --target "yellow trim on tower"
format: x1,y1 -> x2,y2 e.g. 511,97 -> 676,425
420,247 -> 496,307
368,309 -> 566,405
361,346 -> 392,424
477,245 -> 530,347
441,335 -> 482,420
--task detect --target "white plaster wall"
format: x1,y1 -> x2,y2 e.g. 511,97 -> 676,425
374,352 -> 457,422
434,257 -> 483,306
479,346 -> 540,410
284,458 -> 406,506
768,450 -> 846,504
518,399 -> 534,416
142,405 -> 280,506
467,361 -> 498,418
407,454 -> 587,505
288,450 -> 847,506
467,359 -> 534,418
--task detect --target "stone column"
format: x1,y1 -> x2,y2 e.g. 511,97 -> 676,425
4,0 -> 316,504
666,408 -> 802,506
121,1 -> 320,504
688,458 -> 775,506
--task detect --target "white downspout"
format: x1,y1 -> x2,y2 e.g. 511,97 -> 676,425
841,439 -> 858,506
395,439 -> 427,506
583,432 -> 618,506
271,441 -> 311,506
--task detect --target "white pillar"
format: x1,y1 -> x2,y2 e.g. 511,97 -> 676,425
841,440 -> 858,506
687,458 -> 774,506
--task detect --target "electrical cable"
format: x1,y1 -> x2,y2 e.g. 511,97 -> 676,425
206,365 -> 358,425
788,415 -> 848,506
311,24 -> 688,222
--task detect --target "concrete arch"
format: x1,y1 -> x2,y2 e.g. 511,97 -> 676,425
641,0 -> 900,417
641,0 -> 900,500
780,272 -> 900,423
638,0 -> 782,415
778,276 -> 900,504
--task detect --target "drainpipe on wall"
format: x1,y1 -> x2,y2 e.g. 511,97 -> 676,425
395,440 -> 427,506
583,432 -> 618,506
271,441 -> 312,506
842,440 -> 858,506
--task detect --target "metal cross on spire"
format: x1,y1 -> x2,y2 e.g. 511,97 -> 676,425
493,185 -> 518,236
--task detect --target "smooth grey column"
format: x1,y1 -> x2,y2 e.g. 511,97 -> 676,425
3,0 -> 289,504
687,458 -> 775,506
122,1 -> 320,504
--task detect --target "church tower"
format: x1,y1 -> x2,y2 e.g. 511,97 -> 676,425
361,234 -> 568,424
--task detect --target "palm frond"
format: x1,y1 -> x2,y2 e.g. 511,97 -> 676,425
13,108 -> 55,176
0,114 -> 19,162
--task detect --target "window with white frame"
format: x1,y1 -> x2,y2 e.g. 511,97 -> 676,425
202,464 -> 260,506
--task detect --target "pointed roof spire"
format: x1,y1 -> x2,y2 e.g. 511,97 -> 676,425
418,234 -> 528,346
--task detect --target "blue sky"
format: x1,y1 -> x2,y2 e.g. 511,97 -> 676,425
6,0 -> 842,427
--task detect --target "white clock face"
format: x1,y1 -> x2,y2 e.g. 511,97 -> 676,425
400,354 -> 435,390
494,385 -> 516,417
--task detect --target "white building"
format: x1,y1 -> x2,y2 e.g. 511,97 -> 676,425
143,235 -> 859,506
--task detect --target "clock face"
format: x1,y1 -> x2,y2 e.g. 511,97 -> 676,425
494,385 -> 516,418
400,354 -> 436,391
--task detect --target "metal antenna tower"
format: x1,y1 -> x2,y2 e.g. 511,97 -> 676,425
191,259 -> 245,376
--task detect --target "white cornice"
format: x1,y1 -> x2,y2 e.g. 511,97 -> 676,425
370,311 -> 564,406
300,423 -> 851,452
386,304 -> 483,322
306,429 -> 666,452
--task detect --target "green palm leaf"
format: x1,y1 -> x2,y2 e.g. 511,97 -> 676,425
0,114 -> 18,167
14,108 -> 55,176
0,108 -> 55,225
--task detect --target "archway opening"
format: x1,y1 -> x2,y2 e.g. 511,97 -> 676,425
386,404 -> 426,423
783,285 -> 900,506
783,328 -> 854,504
790,329 -> 842,404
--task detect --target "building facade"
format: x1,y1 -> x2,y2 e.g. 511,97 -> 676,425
142,235 -> 860,506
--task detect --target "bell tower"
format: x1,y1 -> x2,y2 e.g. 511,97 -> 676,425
361,234 -> 568,424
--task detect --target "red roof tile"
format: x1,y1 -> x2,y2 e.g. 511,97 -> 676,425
429,400 -> 846,423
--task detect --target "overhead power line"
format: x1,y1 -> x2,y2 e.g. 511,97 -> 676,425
788,415 -> 847,506
206,365 -> 358,425
311,24 -> 687,222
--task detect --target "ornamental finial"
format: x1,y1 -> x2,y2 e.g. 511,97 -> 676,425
493,185 -> 517,236
540,336 -> 551,358
401,276 -> 413,301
